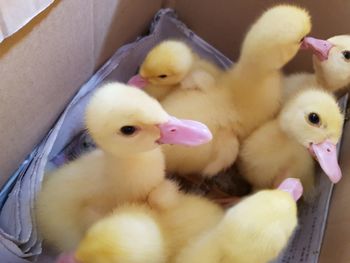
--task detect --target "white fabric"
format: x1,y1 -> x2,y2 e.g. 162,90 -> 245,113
0,0 -> 54,42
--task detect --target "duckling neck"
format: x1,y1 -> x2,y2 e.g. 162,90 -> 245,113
224,62 -> 281,90
315,70 -> 348,92
104,149 -> 164,171
236,53 -> 283,76
221,63 -> 282,137
277,115 -> 300,143
103,148 -> 165,189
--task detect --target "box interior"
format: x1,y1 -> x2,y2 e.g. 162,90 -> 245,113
0,0 -> 349,262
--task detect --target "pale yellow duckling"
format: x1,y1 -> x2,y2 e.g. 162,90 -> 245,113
283,35 -> 350,100
36,83 -> 212,251
238,89 -> 344,201
175,179 -> 301,263
159,5 -> 311,177
57,204 -> 166,263
127,40 -> 223,100
55,178 -> 302,263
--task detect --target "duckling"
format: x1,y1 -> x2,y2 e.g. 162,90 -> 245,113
54,178 -> 301,263
36,82 -> 212,251
238,89 -> 343,201
160,5 -> 311,177
283,35 -> 350,100
175,178 -> 301,263
75,204 -> 166,263
127,40 -> 223,100
53,206 -> 165,263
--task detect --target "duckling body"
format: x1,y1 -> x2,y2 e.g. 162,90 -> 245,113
283,72 -> 316,100
161,88 -> 239,176
157,189 -> 224,261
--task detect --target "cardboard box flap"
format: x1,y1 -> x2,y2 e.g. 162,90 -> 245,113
0,0 -> 54,42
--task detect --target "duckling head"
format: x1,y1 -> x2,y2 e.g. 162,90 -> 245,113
85,83 -> 212,156
279,89 -> 344,183
239,5 -> 311,70
302,35 -> 350,92
128,40 -> 194,88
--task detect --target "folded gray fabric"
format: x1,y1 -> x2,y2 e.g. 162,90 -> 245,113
0,8 -> 347,263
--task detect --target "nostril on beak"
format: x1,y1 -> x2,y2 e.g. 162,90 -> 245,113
327,148 -> 331,153
170,129 -> 176,132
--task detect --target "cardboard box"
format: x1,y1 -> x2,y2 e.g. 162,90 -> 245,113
0,1 -> 349,262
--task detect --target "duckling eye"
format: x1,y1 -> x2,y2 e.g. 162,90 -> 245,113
342,51 -> 350,60
82,141 -> 90,149
158,74 -> 168,79
120,126 -> 137,136
307,112 -> 321,126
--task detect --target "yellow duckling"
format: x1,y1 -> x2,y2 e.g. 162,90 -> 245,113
175,178 -> 301,263
159,5 -> 311,177
127,40 -> 223,100
55,178 -> 302,263
238,89 -> 344,201
283,35 -> 350,100
36,83 -> 212,251
56,204 -> 166,263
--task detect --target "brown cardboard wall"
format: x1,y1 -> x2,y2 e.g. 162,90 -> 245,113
169,0 -> 350,73
0,0 -> 93,185
92,0 -> 162,69
0,0 -> 162,184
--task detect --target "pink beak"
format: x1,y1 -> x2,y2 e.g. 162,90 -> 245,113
157,116 -> 212,146
278,178 -> 303,201
309,140 -> 342,183
127,74 -> 149,89
301,37 -> 334,61
55,252 -> 79,263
